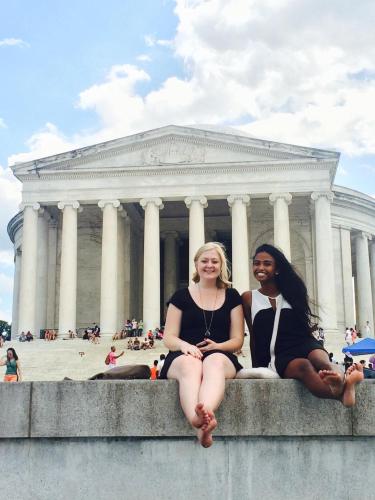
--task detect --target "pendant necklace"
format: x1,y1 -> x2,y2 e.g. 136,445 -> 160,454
198,284 -> 218,338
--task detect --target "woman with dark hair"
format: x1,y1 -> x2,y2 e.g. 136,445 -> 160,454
242,244 -> 363,406
0,347 -> 22,382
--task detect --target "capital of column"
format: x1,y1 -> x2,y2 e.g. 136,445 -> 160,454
98,199 -> 121,210
161,230 -> 179,240
19,202 -> 41,212
311,191 -> 334,203
269,192 -> 292,206
355,231 -> 373,242
227,194 -> 250,207
184,196 -> 208,209
140,198 -> 164,210
57,201 -> 81,211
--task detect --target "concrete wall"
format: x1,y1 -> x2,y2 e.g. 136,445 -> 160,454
1,380 -> 374,500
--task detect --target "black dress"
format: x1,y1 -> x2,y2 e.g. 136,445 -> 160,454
251,289 -> 326,377
159,287 -> 243,379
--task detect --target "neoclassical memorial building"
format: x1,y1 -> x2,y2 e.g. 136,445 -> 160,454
7,125 -> 375,344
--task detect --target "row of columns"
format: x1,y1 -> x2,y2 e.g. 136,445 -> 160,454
15,192 -> 375,337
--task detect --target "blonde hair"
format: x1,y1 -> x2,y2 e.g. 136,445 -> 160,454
192,242 -> 232,289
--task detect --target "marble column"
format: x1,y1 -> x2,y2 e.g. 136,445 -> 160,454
46,219 -> 58,328
228,195 -> 250,293
355,232 -> 374,335
269,193 -> 292,260
163,231 -> 179,304
117,210 -> 128,330
371,242 -> 375,327
339,226 -> 355,328
58,201 -> 80,336
141,198 -> 164,332
185,196 -> 207,280
11,249 -> 22,339
35,210 -> 49,337
98,200 -> 121,337
18,203 -> 41,336
311,192 -> 338,335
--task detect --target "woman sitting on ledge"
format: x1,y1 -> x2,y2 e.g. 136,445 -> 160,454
242,244 -> 363,406
160,242 -> 244,448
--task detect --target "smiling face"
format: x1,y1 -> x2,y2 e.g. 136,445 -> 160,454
195,249 -> 222,282
7,349 -> 14,360
253,251 -> 278,284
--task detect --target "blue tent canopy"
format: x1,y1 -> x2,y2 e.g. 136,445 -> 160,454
342,337 -> 375,355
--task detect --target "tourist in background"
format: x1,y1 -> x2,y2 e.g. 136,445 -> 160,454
1,348 -> 22,382
150,360 -> 159,380
351,327 -> 357,343
106,346 -> 124,369
242,244 -> 363,407
160,242 -> 244,448
345,327 -> 352,346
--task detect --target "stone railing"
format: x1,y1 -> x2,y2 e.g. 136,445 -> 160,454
1,380 -> 374,499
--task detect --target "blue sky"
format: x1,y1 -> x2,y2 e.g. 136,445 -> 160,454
0,0 -> 374,322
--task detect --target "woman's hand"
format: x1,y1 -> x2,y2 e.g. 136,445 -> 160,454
180,341 -> 203,359
197,338 -> 219,353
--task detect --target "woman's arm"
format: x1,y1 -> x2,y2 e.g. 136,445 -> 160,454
199,304 -> 244,353
242,291 -> 258,367
16,360 -> 22,382
163,304 -> 202,359
0,358 -> 6,366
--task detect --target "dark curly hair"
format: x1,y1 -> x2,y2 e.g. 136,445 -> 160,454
7,348 -> 18,361
253,244 -> 319,332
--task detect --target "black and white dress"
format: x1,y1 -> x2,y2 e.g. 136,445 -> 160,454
159,287 -> 243,379
251,289 -> 325,377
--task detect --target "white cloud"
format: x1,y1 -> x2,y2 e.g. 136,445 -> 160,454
0,118 -> 6,128
0,272 -> 13,295
8,123 -> 75,165
8,0 -> 375,164
0,251 -> 14,267
144,34 -> 156,47
0,38 -> 29,48
137,54 -> 152,62
0,303 -> 12,322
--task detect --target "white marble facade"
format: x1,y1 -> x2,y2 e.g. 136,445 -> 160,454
7,125 -> 375,342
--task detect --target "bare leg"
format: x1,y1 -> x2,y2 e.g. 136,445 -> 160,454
197,354 -> 236,448
284,358 -> 342,400
167,355 -> 205,426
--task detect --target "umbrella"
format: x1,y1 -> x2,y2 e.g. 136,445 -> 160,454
342,337 -> 375,355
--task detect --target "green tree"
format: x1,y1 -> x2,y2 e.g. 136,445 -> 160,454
0,320 -> 11,339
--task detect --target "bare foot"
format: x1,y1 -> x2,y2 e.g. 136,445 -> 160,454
319,370 -> 345,398
342,363 -> 364,407
192,403 -> 210,430
197,411 -> 217,448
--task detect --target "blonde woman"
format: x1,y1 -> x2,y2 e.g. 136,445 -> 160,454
160,242 -> 244,448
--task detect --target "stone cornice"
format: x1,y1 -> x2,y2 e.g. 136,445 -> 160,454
15,158 -> 337,183
11,125 -> 340,177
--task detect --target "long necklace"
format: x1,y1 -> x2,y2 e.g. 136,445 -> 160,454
198,284 -> 218,338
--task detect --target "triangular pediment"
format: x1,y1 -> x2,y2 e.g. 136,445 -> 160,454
11,125 -> 339,177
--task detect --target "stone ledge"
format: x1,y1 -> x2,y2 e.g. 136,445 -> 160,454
1,380 -> 374,439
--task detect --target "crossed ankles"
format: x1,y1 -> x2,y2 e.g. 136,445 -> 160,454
192,403 -> 217,448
